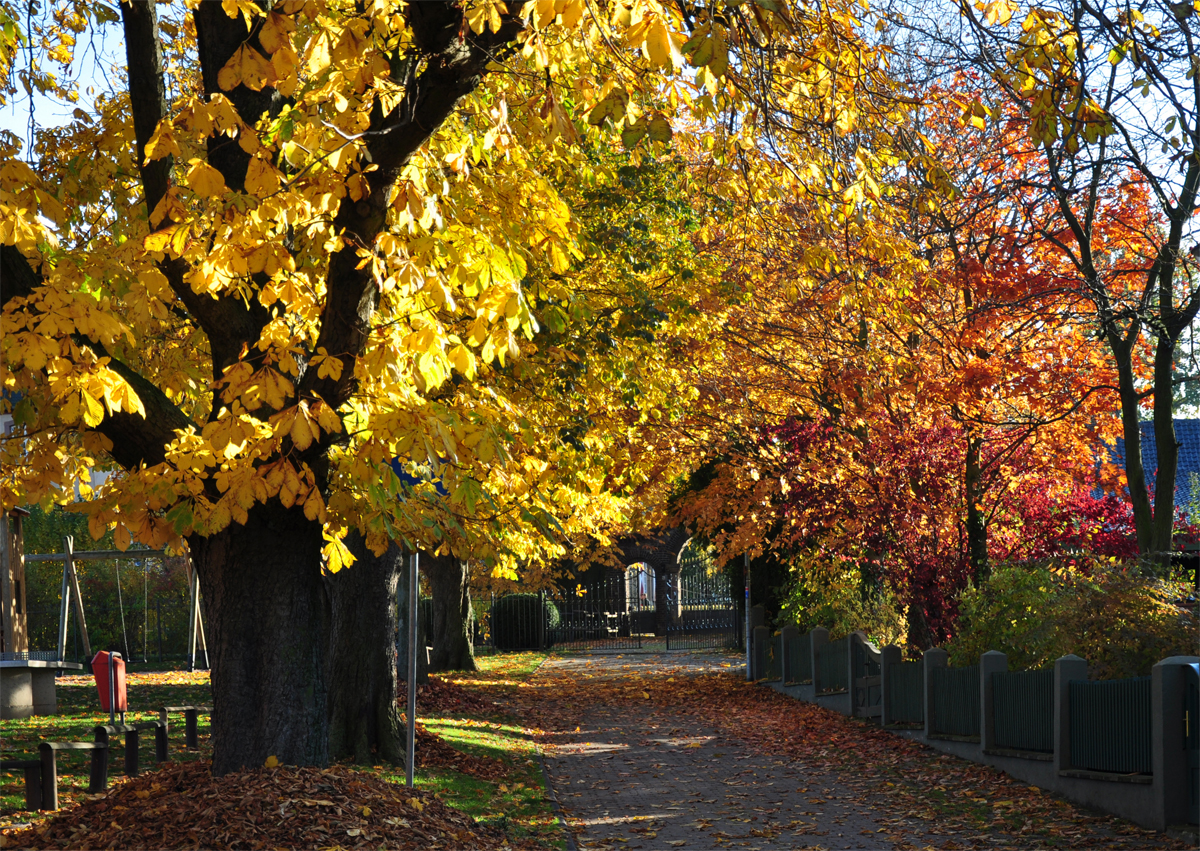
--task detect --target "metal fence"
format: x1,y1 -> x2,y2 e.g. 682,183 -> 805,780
816,640 -> 848,693
25,600 -> 193,664
784,630 -> 811,684
931,665 -> 981,738
1069,676 -> 1152,774
994,669 -> 1053,753
470,562 -> 737,654
887,661 -> 924,724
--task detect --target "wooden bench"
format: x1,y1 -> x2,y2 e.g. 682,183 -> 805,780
159,705 -> 211,750
94,720 -> 168,777
0,758 -> 44,810
37,741 -> 109,809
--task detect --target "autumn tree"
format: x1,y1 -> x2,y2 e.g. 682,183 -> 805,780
891,0 -> 1200,566
1,0 -> 891,772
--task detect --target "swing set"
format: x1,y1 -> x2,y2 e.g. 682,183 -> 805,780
24,536 -> 210,671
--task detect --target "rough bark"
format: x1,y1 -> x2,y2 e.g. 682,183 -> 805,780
425,554 -> 477,672
187,503 -> 329,774
326,534 -> 405,765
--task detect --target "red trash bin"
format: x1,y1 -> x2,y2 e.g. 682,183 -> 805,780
91,651 -> 128,713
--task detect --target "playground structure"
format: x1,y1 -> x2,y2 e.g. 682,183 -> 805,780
1,510 -> 210,718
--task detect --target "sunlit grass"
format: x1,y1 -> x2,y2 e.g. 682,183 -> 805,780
0,672 -> 214,824
1,657 -> 568,847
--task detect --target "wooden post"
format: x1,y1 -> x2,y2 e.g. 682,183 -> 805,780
1,508 -> 31,654
186,561 -> 199,672
64,537 -> 92,660
56,553 -> 71,662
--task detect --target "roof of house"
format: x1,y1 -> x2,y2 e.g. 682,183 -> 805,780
1113,419 -> 1200,512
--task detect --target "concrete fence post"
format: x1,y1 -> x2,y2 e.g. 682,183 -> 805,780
780,625 -> 798,684
810,627 -> 829,692
1053,654 -> 1088,773
1151,656 -> 1199,832
980,650 -> 1008,752
923,647 -> 949,739
880,644 -> 902,727
751,625 -> 769,680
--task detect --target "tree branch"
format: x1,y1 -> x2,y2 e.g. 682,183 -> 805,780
302,3 -> 527,409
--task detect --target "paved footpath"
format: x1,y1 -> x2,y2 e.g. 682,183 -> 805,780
537,653 -> 941,851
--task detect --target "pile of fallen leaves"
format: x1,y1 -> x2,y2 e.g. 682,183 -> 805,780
410,720 -> 509,781
0,760 -> 506,851
399,676 -> 497,716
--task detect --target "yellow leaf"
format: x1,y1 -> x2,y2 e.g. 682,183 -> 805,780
290,406 -> 315,450
186,159 -> 226,198
587,88 -> 629,127
81,390 -> 106,427
645,19 -> 677,69
259,11 -> 293,54
114,524 -> 131,552
264,755 -> 279,768
143,120 -> 181,164
322,531 -> 356,573
646,115 -> 672,142
217,44 -> 273,92
245,156 -> 281,197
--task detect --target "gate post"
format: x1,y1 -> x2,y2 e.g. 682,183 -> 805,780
1152,656 -> 1200,831
980,651 -> 1007,753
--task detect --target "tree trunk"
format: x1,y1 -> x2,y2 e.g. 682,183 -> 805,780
1151,334 -> 1180,567
326,533 -> 404,765
425,553 -> 477,672
1112,334 -> 1157,558
964,432 -> 988,584
188,503 -> 328,775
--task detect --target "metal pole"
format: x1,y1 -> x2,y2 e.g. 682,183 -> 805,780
142,561 -> 148,663
108,651 -> 116,725
406,550 -> 419,788
538,589 -> 546,650
744,553 -> 751,681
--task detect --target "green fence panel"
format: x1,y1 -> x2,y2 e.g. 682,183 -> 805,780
817,639 -> 848,693
887,661 -> 924,724
931,665 -> 980,738
785,631 -> 812,684
992,669 -> 1053,753
1069,677 -> 1152,774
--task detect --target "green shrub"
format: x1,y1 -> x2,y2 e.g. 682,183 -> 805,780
949,558 -> 1198,679
779,549 -> 907,651
491,593 -> 560,650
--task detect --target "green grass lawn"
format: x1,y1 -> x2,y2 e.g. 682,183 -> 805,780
0,653 -> 567,847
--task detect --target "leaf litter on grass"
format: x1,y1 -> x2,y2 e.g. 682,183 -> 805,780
0,760 -> 512,851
